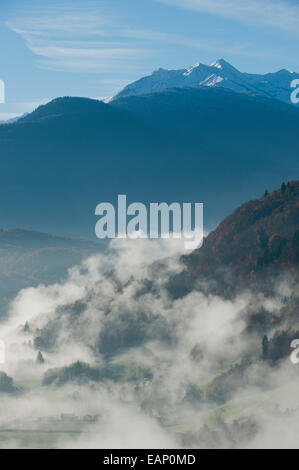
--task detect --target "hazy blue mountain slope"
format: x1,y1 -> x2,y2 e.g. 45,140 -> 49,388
0,89 -> 298,238
0,228 -> 105,317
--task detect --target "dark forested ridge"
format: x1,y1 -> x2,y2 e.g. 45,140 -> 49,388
172,181 -> 299,297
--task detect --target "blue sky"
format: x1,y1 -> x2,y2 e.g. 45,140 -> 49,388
1,0 -> 299,120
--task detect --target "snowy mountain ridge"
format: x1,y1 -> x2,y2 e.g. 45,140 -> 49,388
111,59 -> 299,105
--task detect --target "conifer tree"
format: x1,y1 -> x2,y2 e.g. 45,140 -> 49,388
36,351 -> 45,364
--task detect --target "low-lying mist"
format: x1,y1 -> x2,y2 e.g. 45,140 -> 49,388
0,237 -> 298,449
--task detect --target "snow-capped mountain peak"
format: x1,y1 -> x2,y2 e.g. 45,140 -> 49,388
111,59 -> 299,106
211,58 -> 229,69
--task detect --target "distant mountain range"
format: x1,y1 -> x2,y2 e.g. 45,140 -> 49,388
0,113 -> 29,125
0,82 -> 298,238
111,59 -> 299,105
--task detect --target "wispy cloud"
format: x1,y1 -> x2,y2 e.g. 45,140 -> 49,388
7,2 -> 272,75
7,5 -> 152,73
157,0 -> 299,34
121,28 -> 275,59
